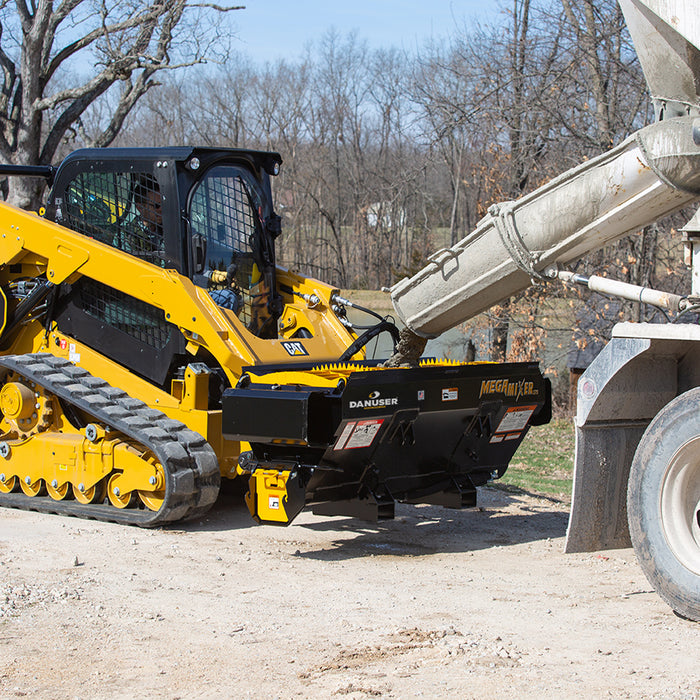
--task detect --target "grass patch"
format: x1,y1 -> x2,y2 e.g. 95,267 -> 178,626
499,418 -> 575,501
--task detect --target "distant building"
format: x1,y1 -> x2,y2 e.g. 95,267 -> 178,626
365,202 -> 406,231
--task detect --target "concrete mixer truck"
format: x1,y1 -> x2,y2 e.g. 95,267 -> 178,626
390,0 -> 700,620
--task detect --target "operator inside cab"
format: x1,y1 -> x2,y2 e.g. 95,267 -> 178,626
202,262 -> 244,316
127,174 -> 166,265
188,164 -> 276,338
132,176 -> 163,238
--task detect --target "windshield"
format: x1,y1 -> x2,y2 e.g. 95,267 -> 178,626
189,165 -> 274,337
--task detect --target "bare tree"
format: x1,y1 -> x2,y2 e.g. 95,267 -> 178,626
411,41 -> 480,245
0,0 -> 242,208
558,0 -> 644,152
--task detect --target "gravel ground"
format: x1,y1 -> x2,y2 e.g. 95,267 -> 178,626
0,486 -> 698,699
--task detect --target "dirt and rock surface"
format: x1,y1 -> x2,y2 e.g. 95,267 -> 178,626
1,485 -> 698,699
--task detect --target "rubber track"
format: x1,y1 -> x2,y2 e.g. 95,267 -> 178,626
0,353 -> 221,527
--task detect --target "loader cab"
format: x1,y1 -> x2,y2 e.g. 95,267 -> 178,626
46,147 -> 283,333
45,147 -> 284,385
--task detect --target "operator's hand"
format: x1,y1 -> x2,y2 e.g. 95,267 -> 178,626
225,262 -> 238,287
206,263 -> 238,286
207,269 -> 228,284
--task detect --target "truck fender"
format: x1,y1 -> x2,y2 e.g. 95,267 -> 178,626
565,322 -> 700,553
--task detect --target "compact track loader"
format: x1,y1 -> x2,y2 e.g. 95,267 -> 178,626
0,147 -> 550,526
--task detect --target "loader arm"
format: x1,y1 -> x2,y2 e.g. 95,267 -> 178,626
0,203 -> 357,382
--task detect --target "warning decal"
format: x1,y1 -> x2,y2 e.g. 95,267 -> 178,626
495,405 -> 536,434
490,405 -> 536,443
442,387 -> 458,401
68,342 -> 81,364
345,419 -> 384,449
333,422 -> 357,451
335,419 -> 384,450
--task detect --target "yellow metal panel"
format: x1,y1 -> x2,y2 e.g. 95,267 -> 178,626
245,469 -> 293,523
47,239 -> 90,283
182,365 -> 210,411
0,228 -> 26,265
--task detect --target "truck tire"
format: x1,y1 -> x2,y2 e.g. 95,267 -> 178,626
628,388 -> 700,621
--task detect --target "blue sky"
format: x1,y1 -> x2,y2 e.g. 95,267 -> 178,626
232,0 -> 499,63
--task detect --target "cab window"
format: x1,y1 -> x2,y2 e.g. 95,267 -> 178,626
190,165 -> 272,336
62,171 -> 166,267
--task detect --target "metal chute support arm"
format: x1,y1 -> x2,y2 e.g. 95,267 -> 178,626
390,117 -> 700,338
557,270 -> 689,314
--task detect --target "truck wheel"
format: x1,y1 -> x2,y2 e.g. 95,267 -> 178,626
628,388 -> 700,621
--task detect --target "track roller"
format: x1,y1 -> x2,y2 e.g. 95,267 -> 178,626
0,353 -> 221,526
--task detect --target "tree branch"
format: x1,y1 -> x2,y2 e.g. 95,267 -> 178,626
34,65 -> 120,110
14,0 -> 31,29
39,79 -> 113,162
44,8 -> 165,86
42,0 -> 85,74
92,68 -> 155,146
0,24 -> 17,106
